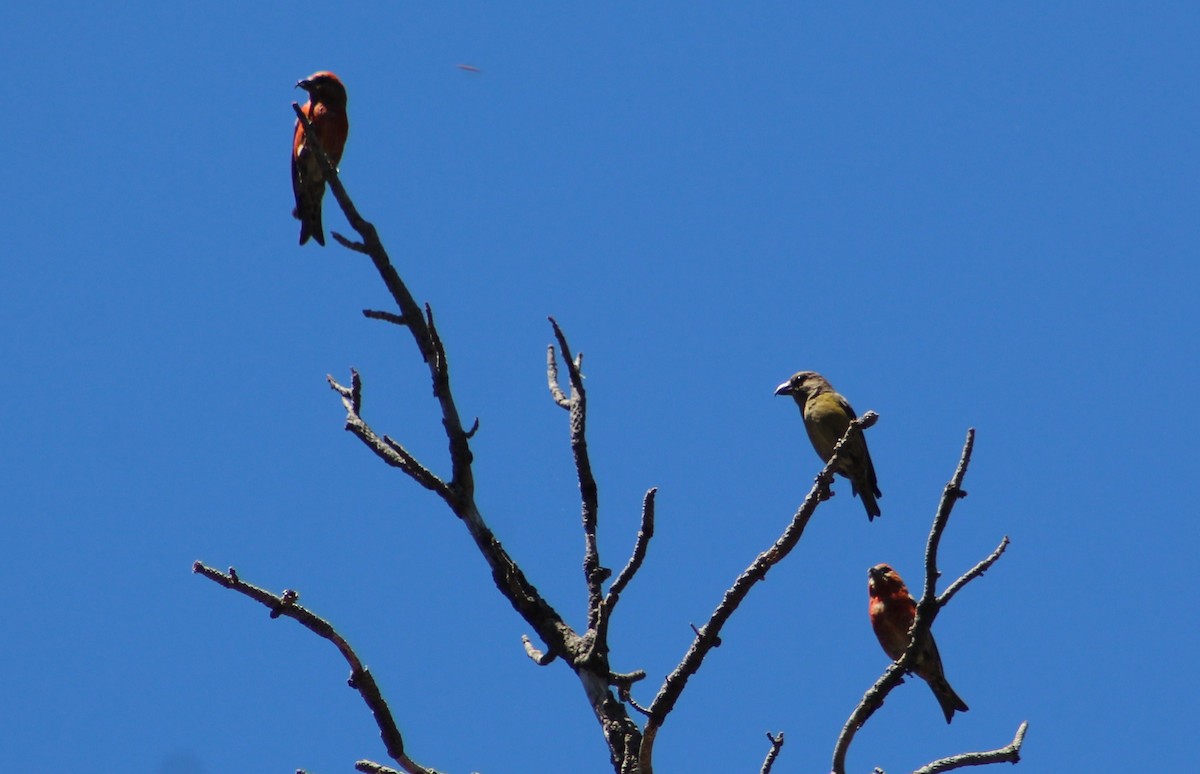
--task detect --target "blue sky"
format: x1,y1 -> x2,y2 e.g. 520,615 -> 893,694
3,4 -> 1197,772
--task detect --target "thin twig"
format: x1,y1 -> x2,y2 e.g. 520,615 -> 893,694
192,562 -> 441,774
938,536 -> 1009,608
912,721 -> 1029,774
919,429 -> 977,617
363,309 -> 408,326
619,683 -> 652,717
603,488 -> 658,613
333,232 -> 369,253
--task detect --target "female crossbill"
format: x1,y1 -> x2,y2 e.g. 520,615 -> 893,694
868,563 -> 969,723
775,371 -> 881,520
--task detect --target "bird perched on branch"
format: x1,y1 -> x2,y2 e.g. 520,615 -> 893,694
868,563 -> 969,723
774,371 -> 881,520
292,71 -> 349,246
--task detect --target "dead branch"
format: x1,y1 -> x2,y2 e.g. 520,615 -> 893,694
192,562 -> 442,774
760,732 -> 785,774
547,317 -> 606,629
830,429 -> 1017,774
912,721 -> 1028,774
603,488 -> 658,618
288,112 -> 644,769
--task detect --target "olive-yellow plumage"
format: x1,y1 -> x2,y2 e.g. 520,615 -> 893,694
775,371 -> 881,520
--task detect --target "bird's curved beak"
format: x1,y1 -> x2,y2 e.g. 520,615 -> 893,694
295,79 -> 311,91
774,381 -> 793,396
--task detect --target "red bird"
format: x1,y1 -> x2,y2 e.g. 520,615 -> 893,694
867,563 -> 969,724
292,71 -> 350,246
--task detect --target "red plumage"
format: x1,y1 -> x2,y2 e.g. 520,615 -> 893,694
867,563 -> 969,724
292,71 -> 349,246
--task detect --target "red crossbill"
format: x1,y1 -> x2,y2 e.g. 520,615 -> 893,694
775,371 -> 881,520
292,71 -> 350,246
868,563 -> 969,723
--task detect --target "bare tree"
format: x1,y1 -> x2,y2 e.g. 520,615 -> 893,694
193,104 -> 1028,774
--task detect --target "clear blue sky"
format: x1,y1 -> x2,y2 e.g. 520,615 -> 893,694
3,4 -> 1196,772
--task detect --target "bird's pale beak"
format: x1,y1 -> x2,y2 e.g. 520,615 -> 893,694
774,381 -> 793,396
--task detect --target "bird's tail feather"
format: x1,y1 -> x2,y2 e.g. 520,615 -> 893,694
295,202 -> 325,246
929,676 -> 969,724
853,482 -> 882,521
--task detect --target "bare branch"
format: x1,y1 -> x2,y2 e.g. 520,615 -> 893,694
522,634 -> 557,666
363,309 -> 408,326
332,232 -> 369,253
938,536 -> 1010,609
546,344 -> 570,409
424,304 -> 447,389
326,373 -> 451,501
640,413 -> 877,772
919,428 -> 977,615
760,732 -> 785,774
381,435 -> 448,492
548,318 -> 585,396
619,683 -> 653,717
603,488 -> 658,614
547,318 -> 605,630
192,562 -> 441,774
912,721 -> 1029,774
327,368 -> 362,415
831,660 -> 909,773
356,762 -> 401,774
610,669 -> 647,686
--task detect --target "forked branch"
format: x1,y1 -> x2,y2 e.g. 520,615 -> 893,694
288,113 -> 644,770
830,429 -> 1020,774
760,732 -> 785,774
